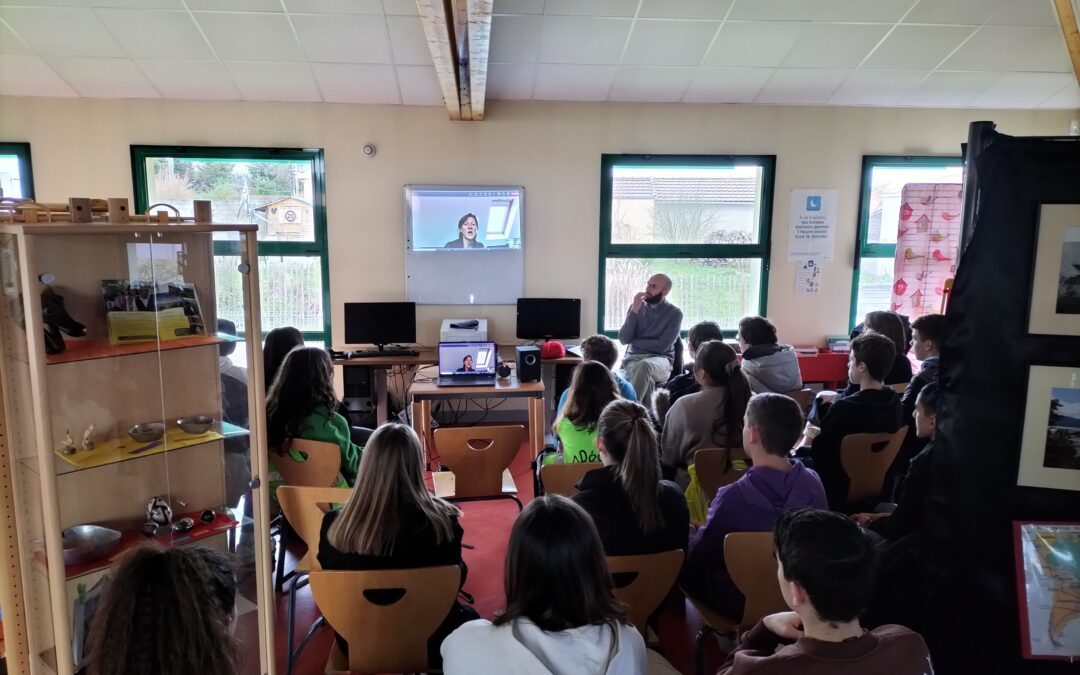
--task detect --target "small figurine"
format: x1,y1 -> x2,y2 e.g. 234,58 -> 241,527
200,509 -> 216,524
61,430 -> 76,455
81,424 -> 95,452
146,496 -> 172,526
172,517 -> 195,533
142,521 -> 159,537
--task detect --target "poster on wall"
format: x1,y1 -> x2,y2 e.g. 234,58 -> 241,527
1029,203 -> 1080,336
1017,365 -> 1080,492
1012,521 -> 1080,660
787,189 -> 837,261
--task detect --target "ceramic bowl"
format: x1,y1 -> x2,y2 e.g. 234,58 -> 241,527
128,422 -> 165,443
62,524 -> 122,566
177,415 -> 215,434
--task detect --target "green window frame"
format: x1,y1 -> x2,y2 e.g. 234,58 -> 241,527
130,145 -> 331,345
850,155 -> 963,329
598,153 -> 776,338
0,141 -> 35,200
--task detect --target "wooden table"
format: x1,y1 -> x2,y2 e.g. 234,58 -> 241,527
334,351 -> 439,424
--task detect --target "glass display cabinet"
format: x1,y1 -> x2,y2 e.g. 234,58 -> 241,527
0,217 -> 273,674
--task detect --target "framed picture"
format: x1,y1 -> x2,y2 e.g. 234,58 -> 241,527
1018,365 -> 1080,491
1029,203 -> 1080,336
1012,521 -> 1080,659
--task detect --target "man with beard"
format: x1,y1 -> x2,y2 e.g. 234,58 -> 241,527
444,213 -> 486,249
618,273 -> 683,402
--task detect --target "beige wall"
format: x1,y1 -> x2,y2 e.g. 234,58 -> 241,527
1,96 -> 1074,346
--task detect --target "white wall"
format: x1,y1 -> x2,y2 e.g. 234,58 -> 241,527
1,96 -> 1073,346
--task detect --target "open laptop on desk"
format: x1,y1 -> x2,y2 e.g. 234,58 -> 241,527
436,341 -> 497,387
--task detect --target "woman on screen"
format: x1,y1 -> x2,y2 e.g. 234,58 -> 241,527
444,213 -> 485,249
456,355 -> 476,373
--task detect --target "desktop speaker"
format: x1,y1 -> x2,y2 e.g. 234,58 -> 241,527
516,345 -> 541,382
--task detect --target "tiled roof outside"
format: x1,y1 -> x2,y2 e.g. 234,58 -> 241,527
613,176 -> 758,204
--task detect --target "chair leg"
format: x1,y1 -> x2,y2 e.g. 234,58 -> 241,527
510,495 -> 523,511
285,573 -> 299,675
694,626 -> 718,675
274,526 -> 287,593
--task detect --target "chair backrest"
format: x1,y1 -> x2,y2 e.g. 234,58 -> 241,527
275,485 -> 352,572
309,566 -> 460,674
724,532 -> 788,630
783,388 -> 815,413
541,461 -> 602,497
840,427 -> 909,502
275,438 -> 342,488
693,448 -> 750,502
889,382 -> 909,394
434,425 -> 526,498
607,549 -> 685,635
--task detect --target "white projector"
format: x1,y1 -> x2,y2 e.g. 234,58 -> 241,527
440,319 -> 489,343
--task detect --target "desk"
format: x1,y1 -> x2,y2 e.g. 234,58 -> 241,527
335,351 -> 438,425
796,351 -> 850,390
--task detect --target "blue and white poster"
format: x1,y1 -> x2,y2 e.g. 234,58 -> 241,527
788,188 -> 837,261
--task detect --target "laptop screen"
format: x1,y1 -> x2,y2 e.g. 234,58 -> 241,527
438,341 -> 496,376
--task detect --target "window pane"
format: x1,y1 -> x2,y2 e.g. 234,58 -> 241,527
0,154 -> 27,198
604,257 -> 762,332
855,257 -> 895,321
611,166 -> 764,245
215,255 -> 324,334
866,165 -> 963,245
144,157 -> 316,242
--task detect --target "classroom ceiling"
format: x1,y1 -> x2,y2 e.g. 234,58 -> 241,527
0,0 -> 1078,110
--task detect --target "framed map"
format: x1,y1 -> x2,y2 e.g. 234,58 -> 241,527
1013,521 -> 1080,659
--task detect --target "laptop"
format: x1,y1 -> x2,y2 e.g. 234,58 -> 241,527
436,341 -> 498,387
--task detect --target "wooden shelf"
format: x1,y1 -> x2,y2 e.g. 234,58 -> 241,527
45,334 -> 241,365
51,422 -> 248,475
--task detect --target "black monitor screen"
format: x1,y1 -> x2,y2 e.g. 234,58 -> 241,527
516,298 -> 581,340
344,302 -> 416,345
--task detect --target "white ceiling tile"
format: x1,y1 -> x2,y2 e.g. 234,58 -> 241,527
494,0 -> 545,14
987,0 -> 1058,26
89,1 -> 184,7
490,14 -> 542,63
1039,83 -> 1080,109
682,67 -> 773,103
703,21 -> 804,67
899,70 -> 1000,106
828,69 -> 927,105
755,68 -> 850,104
862,25 -> 975,70
387,15 -> 432,66
186,0 -> 280,10
49,56 -> 159,98
312,62 -> 399,103
225,61 -> 321,101
538,16 -> 632,64
396,64 -> 443,104
622,20 -> 719,67
292,13 -> 392,63
813,0 -> 910,22
609,66 -> 695,102
729,0 -> 822,21
972,72 -> 1075,107
533,63 -> 617,100
782,23 -> 891,69
904,0 -> 1007,25
382,0 -> 418,15
0,20 -> 32,54
137,59 -> 241,100
0,7 -> 124,57
486,62 -> 536,99
95,9 -> 212,59
0,0 -> 86,6
638,0 -> 734,20
942,26 -> 1070,72
543,0 -> 638,17
284,0 -> 383,13
195,12 -> 305,62
0,54 -> 77,96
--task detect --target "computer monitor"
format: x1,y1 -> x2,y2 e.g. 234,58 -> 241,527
516,298 -> 581,340
344,302 -> 416,348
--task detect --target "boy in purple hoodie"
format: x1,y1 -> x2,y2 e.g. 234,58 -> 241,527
683,393 -> 827,617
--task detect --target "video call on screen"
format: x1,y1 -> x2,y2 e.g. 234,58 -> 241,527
440,344 -> 494,374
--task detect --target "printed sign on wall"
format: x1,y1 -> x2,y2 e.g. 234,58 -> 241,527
788,189 -> 837,261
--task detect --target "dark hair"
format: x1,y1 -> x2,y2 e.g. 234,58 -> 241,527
495,495 -> 626,633
217,318 -> 237,357
694,340 -> 752,444
916,382 -> 939,414
688,321 -> 724,350
745,393 -> 804,457
458,213 -> 478,230
263,326 -> 304,392
738,316 -> 778,347
558,361 -> 620,432
864,311 -> 908,357
597,399 -> 664,532
86,545 -> 239,675
850,333 -> 896,383
267,346 -> 338,452
911,313 -> 946,346
580,334 -> 619,370
462,355 -> 473,367
774,508 -> 878,623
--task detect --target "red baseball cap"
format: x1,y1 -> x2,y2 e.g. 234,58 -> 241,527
541,341 -> 566,359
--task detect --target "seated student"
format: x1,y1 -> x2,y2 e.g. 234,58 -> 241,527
319,423 -> 475,667
572,399 -> 689,555
85,545 -> 240,675
557,334 -> 636,416
442,495 -> 647,674
652,320 -> 724,422
737,316 -> 803,394
263,326 -> 305,393
548,361 -> 621,464
863,311 -> 913,386
718,508 -> 932,674
902,314 -> 943,422
683,394 -> 827,617
661,340 -> 752,485
797,333 -> 902,509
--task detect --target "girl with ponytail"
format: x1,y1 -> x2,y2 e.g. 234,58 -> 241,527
572,400 -> 690,556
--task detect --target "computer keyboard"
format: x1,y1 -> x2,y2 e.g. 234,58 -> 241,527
346,348 -> 420,358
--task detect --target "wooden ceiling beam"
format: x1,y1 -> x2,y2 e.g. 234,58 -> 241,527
1054,0 -> 1080,88
416,0 -> 462,120
465,0 -> 493,120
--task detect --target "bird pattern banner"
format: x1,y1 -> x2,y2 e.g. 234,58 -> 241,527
891,183 -> 963,318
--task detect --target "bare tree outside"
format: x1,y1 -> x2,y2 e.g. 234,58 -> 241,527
649,201 -> 721,244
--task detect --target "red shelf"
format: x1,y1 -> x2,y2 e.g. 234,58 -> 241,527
45,334 -> 240,365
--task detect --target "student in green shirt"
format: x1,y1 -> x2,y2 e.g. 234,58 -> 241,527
547,361 -> 621,465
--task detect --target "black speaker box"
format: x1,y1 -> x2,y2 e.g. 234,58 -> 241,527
516,345 -> 541,382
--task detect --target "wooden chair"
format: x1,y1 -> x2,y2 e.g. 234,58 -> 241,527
889,382 -> 909,395
276,486 -> 352,675
541,461 -> 601,496
840,427 -> 909,504
693,448 -> 750,504
783,388 -> 815,413
432,425 -> 525,510
273,439 -> 342,593
309,566 -> 461,674
683,532 -> 788,675
607,549 -> 684,636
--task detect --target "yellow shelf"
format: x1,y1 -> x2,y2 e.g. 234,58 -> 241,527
45,334 -> 241,366
53,422 -> 248,475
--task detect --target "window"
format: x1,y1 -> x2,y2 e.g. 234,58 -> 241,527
0,142 -> 35,199
131,146 -> 330,346
851,156 -> 963,328
599,154 -> 775,336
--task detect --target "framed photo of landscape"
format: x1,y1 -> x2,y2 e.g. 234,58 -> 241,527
1018,365 -> 1080,492
1029,204 -> 1080,336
